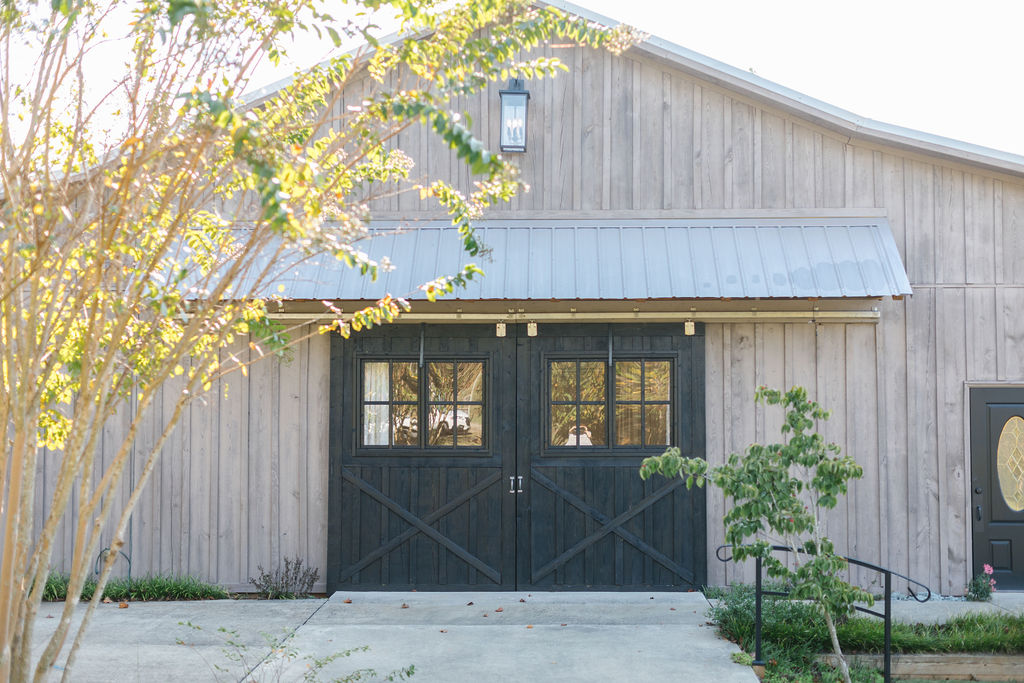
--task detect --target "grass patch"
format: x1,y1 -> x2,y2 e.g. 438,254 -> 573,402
708,584 -> 1024,682
43,573 -> 229,602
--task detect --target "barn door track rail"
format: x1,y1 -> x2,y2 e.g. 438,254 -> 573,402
715,544 -> 932,683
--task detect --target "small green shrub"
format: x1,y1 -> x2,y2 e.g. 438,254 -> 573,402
42,572 -> 229,601
249,557 -> 319,599
643,386 -> 869,683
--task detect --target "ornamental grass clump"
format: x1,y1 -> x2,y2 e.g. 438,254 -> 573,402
642,386 -> 868,683
42,573 -> 229,602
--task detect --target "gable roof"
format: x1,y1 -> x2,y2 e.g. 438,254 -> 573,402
274,218 -> 911,301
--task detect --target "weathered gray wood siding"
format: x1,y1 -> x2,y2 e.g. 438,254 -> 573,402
35,330 -> 330,592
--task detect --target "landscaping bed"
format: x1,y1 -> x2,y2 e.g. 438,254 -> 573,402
707,584 -> 1024,682
43,573 -> 229,602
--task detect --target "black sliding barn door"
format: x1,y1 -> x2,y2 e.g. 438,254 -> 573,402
328,325 -> 516,589
327,323 -> 705,591
517,324 -> 705,589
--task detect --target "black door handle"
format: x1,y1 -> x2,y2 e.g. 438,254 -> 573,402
976,505 -> 983,522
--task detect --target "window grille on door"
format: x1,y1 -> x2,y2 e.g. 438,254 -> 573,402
361,360 -> 486,449
548,359 -> 673,449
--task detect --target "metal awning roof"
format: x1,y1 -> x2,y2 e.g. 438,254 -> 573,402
275,218 -> 912,301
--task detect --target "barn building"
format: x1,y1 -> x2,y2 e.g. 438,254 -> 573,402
39,1 -> 1024,594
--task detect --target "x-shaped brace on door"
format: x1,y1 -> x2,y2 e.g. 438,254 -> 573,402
530,470 -> 695,585
339,469 -> 502,583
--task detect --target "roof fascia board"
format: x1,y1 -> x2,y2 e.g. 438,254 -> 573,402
369,208 -> 890,221
269,310 -> 881,324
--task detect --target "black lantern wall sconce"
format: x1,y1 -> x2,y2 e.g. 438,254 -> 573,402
499,78 -> 530,153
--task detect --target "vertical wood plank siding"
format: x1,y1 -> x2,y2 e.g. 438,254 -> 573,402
35,46 -> 1024,594
37,330 -> 330,592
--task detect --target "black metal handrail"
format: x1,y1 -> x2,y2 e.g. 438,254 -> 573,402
715,544 -> 932,683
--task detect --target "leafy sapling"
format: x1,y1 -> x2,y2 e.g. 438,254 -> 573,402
640,386 -> 869,683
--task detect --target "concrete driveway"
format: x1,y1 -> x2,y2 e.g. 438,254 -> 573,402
32,591 -> 758,682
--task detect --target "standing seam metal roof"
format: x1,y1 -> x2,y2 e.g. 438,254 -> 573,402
273,218 -> 912,301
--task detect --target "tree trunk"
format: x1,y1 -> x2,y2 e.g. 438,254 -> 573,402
822,609 -> 851,683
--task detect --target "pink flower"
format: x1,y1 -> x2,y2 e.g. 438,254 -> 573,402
984,564 -> 994,575
990,578 -> 997,588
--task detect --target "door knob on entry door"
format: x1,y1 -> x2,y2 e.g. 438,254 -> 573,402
517,475 -> 523,493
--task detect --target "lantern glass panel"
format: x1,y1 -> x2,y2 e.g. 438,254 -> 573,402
500,92 -> 528,151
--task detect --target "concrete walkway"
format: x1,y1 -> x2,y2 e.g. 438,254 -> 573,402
887,592 -> 1024,624
31,591 -> 759,682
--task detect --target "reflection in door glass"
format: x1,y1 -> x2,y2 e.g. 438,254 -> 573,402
615,361 -> 642,401
550,362 -> 577,401
551,404 -> 577,445
457,362 -> 485,402
427,404 -> 455,446
580,404 -> 607,445
615,404 -> 642,446
580,362 -> 606,402
363,404 -> 389,445
364,362 -> 389,401
392,403 -> 418,445
392,362 -> 418,401
428,362 -> 455,402
997,415 -> 1024,512
644,404 -> 670,446
463,405 -> 484,447
644,362 -> 671,401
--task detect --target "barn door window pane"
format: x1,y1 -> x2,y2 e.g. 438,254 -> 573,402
614,360 -> 672,447
426,361 -> 485,448
550,361 -> 607,446
361,360 -> 419,447
363,404 -> 389,445
361,359 -> 485,449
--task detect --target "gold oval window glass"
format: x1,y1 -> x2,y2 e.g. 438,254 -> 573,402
996,415 -> 1024,512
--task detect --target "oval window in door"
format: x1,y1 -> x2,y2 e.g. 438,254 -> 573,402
997,415 -> 1024,512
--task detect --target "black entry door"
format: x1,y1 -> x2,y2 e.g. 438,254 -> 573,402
970,387 -> 1024,590
328,323 -> 705,591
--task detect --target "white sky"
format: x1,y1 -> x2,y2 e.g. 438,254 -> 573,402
256,0 -> 1024,157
